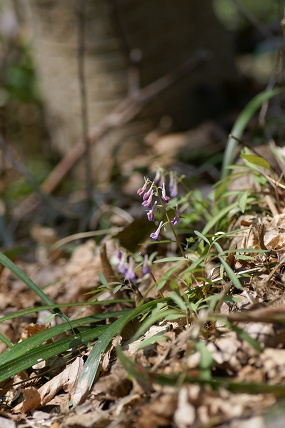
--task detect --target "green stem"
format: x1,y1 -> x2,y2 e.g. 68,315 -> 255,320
158,194 -> 185,258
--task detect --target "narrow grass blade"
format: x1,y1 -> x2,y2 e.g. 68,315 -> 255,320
214,241 -> 243,289
0,311 -> 129,366
0,334 -> 13,348
221,88 -> 283,179
129,308 -> 181,343
70,299 -> 166,406
0,299 -> 133,324
202,201 -> 238,235
196,340 -> 213,381
0,252 -> 69,322
117,346 -> 285,396
0,326 -> 108,383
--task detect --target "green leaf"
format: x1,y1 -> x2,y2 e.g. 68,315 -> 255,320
196,341 -> 213,381
70,298 -> 167,407
240,154 -> 271,170
194,230 -> 210,245
117,346 -> 153,390
0,334 -> 13,349
154,256 -> 187,263
130,308 -> 180,343
202,201 -> 238,235
168,292 -> 187,312
0,311 -> 129,366
117,348 -> 285,396
0,252 -> 69,323
0,326 -> 107,383
99,272 -> 108,285
214,241 -> 242,289
0,300 -> 133,324
238,190 -> 249,213
135,335 -> 168,350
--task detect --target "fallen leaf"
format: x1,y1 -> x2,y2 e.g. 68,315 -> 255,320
39,357 -> 83,405
13,386 -> 41,413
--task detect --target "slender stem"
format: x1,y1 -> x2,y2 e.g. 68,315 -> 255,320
77,0 -> 93,207
157,193 -> 186,258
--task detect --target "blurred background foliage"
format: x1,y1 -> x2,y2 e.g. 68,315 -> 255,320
0,0 -> 285,244
0,0 -> 283,171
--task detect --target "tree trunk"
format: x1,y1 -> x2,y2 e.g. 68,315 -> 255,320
21,0 -> 237,183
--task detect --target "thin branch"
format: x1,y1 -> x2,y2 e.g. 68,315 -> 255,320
0,134 -> 78,222
40,49 -> 210,195
230,0 -> 272,39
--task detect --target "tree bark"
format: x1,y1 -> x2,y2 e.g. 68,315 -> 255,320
21,0 -> 237,182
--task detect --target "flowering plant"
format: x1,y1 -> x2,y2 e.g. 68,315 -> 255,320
137,169 -> 184,257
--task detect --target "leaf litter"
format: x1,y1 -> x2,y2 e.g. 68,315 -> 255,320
2,138 -> 285,427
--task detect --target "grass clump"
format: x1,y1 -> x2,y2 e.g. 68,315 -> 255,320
1,87 -> 285,411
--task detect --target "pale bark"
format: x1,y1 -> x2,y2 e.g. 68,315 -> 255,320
21,0 -> 237,182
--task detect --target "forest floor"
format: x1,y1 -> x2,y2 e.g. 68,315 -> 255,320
2,118 -> 285,428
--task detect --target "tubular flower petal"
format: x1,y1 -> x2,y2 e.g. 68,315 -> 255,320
142,254 -> 151,275
142,190 -> 154,207
137,178 -> 149,196
125,257 -> 136,281
150,221 -> 164,241
161,182 -> 170,202
146,201 -> 157,221
118,253 -> 128,275
153,169 -> 161,184
169,171 -> 178,198
171,204 -> 180,225
143,183 -> 154,201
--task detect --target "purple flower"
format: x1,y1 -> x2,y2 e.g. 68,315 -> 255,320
161,182 -> 170,202
153,170 -> 161,184
169,172 -> 178,198
171,204 -> 180,225
125,257 -> 136,281
142,254 -> 151,275
118,253 -> 128,275
143,183 -> 154,201
150,221 -> 164,241
146,201 -> 157,221
137,178 -> 149,196
142,190 -> 154,208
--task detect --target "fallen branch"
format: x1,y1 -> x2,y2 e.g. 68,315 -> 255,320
41,49 -> 210,194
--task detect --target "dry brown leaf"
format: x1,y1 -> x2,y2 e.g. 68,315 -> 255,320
62,412 -> 111,428
100,242 -> 120,285
12,386 -> 41,413
39,357 -> 83,405
19,323 -> 50,342
264,213 -> 285,250
92,361 -> 132,399
225,304 -> 285,324
137,393 -> 177,428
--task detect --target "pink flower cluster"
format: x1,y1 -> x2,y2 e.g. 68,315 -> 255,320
115,249 -> 151,281
137,170 -> 180,241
